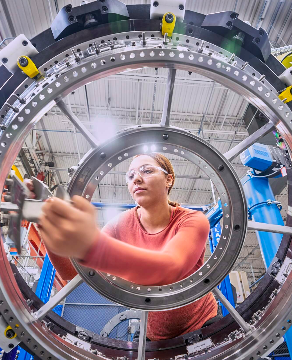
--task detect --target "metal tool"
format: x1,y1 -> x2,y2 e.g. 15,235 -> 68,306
1,176 -> 70,254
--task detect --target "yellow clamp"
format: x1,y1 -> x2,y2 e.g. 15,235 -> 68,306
162,12 -> 176,37
278,86 -> 292,103
4,325 -> 17,339
17,55 -> 40,78
277,51 -> 292,69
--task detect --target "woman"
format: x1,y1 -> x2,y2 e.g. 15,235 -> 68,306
37,153 -> 218,341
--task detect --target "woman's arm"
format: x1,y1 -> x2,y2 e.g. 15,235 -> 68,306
46,250 -> 77,280
39,196 -> 210,286
44,219 -> 116,281
79,211 -> 210,286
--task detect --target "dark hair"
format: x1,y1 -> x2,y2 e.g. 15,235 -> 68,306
134,153 -> 180,207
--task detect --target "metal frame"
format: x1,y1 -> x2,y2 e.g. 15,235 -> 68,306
0,15 -> 292,360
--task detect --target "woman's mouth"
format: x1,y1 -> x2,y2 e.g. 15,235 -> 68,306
134,188 -> 146,194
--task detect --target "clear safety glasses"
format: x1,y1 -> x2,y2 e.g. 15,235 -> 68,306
126,164 -> 168,183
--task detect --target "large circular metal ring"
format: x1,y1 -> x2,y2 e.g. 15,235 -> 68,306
1,18 -> 292,360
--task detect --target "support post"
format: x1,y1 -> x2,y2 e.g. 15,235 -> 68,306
210,222 -> 235,316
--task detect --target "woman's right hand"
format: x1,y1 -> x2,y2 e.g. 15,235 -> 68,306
23,177 -> 78,280
23,178 -> 36,199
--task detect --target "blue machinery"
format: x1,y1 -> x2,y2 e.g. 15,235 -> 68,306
1,142 -> 290,358
241,142 -> 291,359
15,255 -> 62,360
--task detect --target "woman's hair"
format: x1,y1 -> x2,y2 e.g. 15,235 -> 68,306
134,153 -> 180,207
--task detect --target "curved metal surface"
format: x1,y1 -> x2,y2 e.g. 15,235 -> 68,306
0,13 -> 291,360
100,310 -> 141,338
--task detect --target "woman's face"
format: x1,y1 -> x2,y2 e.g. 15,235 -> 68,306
127,155 -> 173,207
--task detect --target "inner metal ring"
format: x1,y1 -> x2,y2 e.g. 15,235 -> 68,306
70,125 -> 246,310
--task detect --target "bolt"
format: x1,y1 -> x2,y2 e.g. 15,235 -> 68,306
65,4 -> 72,12
259,74 -> 265,81
162,134 -> 169,140
226,21 -> 232,27
218,164 -> 224,171
179,4 -> 184,10
2,57 -> 8,64
18,57 -> 29,67
153,1 -> 159,7
100,152 -> 106,159
165,13 -> 174,23
68,15 -> 75,22
89,270 -> 95,276
102,5 -> 108,11
6,329 -> 15,339
22,40 -> 28,46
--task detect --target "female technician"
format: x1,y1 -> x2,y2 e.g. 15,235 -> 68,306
34,153 -> 217,341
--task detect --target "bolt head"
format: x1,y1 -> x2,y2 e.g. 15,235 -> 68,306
6,329 -> 15,339
100,152 -> 106,159
19,57 -> 29,67
165,13 -> 174,23
162,134 -> 169,140
218,164 -> 224,171
153,1 -> 159,7
2,57 -> 8,64
179,4 -> 184,10
22,40 -> 28,46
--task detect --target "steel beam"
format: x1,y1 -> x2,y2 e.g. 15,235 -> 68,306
56,99 -> 99,148
160,68 -> 176,127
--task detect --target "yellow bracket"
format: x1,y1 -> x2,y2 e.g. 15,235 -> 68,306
162,12 -> 176,37
4,325 -> 17,339
17,55 -> 40,78
12,165 -> 23,182
278,86 -> 292,103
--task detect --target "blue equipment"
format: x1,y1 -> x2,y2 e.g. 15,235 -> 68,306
18,254 -> 61,360
241,142 -> 291,359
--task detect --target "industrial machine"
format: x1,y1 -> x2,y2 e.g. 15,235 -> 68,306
1,0 -> 292,359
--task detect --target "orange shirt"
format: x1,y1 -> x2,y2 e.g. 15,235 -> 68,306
48,206 -> 217,341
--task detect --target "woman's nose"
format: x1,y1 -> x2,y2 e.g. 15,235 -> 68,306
133,171 -> 143,183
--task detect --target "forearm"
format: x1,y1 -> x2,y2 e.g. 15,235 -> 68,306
46,248 -> 77,281
79,232 -> 181,285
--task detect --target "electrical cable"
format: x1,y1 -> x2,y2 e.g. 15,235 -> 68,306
0,36 -> 15,48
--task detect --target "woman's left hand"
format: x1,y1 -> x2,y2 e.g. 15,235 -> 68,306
39,195 -> 99,260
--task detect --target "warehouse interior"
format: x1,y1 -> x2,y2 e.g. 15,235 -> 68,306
1,0 -> 292,359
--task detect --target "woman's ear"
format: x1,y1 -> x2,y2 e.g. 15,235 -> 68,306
166,174 -> 174,188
